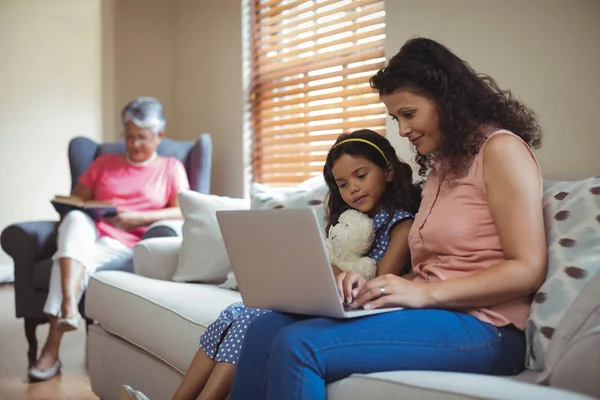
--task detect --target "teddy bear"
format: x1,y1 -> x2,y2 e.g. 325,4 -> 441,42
325,209 -> 377,280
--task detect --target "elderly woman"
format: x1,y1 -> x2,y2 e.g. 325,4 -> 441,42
27,97 -> 190,381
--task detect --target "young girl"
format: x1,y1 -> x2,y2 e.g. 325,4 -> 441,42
119,129 -> 421,400
324,129 -> 421,304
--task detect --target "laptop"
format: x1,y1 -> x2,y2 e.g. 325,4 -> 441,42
216,208 -> 403,319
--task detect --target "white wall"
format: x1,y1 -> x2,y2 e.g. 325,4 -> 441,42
112,0 -> 173,141
171,0 -> 244,198
0,0 -> 103,265
110,0 -> 244,197
385,0 -> 600,180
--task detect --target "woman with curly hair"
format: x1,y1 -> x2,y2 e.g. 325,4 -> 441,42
228,37 -> 548,400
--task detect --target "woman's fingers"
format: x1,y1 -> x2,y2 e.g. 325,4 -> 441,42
354,284 -> 384,307
354,275 -> 392,306
363,295 -> 394,310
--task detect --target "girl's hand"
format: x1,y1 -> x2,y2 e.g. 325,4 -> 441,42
104,210 -> 145,231
353,274 -> 434,310
336,271 -> 367,305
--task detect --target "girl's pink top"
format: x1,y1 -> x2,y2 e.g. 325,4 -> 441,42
408,129 -> 541,329
79,154 -> 190,249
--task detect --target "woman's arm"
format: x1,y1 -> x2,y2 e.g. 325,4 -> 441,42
424,134 -> 547,308
71,183 -> 93,201
356,134 -> 547,310
106,193 -> 183,231
133,193 -> 183,226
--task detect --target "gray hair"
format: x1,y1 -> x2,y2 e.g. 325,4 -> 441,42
121,97 -> 166,135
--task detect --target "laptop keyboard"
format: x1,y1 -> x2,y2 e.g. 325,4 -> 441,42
343,304 -> 364,311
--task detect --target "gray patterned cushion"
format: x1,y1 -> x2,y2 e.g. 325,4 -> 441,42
250,176 -> 329,230
525,176 -> 600,371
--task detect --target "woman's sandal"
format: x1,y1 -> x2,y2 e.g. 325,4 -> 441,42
27,360 -> 62,381
57,313 -> 82,332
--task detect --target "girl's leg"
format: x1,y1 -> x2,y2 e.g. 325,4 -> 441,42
231,309 -> 525,400
196,362 -> 236,400
171,347 -> 216,400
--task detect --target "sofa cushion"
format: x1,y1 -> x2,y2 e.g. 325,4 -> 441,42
536,270 -> 600,398
215,176 -> 330,291
327,371 -> 596,400
250,175 -> 329,230
525,177 -> 600,371
134,237 -> 182,281
86,270 -> 242,373
173,190 -> 250,283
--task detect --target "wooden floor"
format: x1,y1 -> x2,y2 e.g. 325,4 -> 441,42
0,284 -> 99,400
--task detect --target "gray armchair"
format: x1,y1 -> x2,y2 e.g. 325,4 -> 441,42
1,134 -> 212,366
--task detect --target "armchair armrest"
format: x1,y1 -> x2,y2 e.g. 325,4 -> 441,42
133,237 -> 182,281
143,219 -> 184,239
1,221 -> 59,269
1,221 -> 59,318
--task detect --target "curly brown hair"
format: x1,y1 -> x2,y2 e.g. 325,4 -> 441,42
369,37 -> 542,177
323,129 -> 422,234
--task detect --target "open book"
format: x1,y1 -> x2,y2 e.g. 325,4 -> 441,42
51,195 -> 118,221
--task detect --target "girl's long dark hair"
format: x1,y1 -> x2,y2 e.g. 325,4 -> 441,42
323,129 -> 421,234
370,37 -> 542,177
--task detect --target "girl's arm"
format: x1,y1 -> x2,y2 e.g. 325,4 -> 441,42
340,219 -> 413,303
375,219 -> 413,277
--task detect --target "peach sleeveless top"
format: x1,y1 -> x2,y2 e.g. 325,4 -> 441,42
408,129 -> 541,329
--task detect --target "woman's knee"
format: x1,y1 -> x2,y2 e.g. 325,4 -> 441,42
61,209 -> 89,224
58,210 -> 92,233
244,312 -> 297,350
270,322 -> 314,365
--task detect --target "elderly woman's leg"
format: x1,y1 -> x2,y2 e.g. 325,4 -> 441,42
58,257 -> 86,321
31,256 -> 87,373
29,210 -> 132,379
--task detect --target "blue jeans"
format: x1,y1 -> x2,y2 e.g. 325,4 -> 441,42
229,309 -> 525,400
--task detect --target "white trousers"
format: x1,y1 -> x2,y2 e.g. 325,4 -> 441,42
43,210 -> 133,317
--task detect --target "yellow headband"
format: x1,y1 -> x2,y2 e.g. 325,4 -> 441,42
331,138 -> 389,163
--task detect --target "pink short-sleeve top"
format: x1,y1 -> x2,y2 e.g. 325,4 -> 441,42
79,154 -> 190,249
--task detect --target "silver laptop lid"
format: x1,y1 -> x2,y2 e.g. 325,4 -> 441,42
216,208 -> 345,318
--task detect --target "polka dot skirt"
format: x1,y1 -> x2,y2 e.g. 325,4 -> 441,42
199,302 -> 270,365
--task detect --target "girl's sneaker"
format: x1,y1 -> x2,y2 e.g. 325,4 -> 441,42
118,385 -> 150,400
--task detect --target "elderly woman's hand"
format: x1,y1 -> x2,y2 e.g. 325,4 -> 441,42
352,274 -> 433,310
104,210 -> 146,232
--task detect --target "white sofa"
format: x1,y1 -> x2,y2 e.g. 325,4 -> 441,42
86,177 -> 600,400
86,238 -> 599,400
